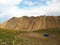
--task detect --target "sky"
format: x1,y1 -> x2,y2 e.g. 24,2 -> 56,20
0,0 -> 60,23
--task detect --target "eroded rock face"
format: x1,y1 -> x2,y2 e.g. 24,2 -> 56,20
0,16 -> 60,31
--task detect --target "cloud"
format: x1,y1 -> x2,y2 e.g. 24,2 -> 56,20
0,0 -> 22,17
0,0 -> 60,23
0,0 -> 22,5
45,0 -> 60,15
24,0 -> 35,6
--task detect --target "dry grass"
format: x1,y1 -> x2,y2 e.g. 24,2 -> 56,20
0,28 -> 60,45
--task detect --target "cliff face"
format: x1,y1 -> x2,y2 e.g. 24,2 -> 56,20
0,16 -> 60,31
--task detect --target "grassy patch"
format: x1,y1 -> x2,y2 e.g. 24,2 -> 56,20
33,28 -> 60,34
0,28 -> 60,45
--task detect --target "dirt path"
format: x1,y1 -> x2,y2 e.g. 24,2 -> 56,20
23,32 -> 59,45
24,33 -> 46,39
15,32 -> 60,45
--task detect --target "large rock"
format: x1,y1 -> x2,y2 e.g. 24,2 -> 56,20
0,16 -> 60,31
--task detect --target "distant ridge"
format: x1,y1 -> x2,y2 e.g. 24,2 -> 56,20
0,16 -> 60,31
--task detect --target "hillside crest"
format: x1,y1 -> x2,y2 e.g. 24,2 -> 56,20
0,16 -> 60,31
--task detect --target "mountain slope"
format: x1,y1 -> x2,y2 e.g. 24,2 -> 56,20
0,16 -> 60,31
0,28 -> 60,45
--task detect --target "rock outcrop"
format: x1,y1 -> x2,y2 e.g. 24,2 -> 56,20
0,16 -> 60,31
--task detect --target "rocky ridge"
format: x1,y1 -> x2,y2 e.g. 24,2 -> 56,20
0,16 -> 60,31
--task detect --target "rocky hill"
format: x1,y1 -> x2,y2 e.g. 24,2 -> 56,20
0,16 -> 60,31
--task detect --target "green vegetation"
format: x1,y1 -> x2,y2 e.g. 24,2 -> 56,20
0,28 -> 60,45
0,28 -> 31,45
0,28 -> 16,45
34,28 -> 60,34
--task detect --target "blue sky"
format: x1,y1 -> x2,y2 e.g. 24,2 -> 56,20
0,0 -> 60,23
17,0 -> 50,9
